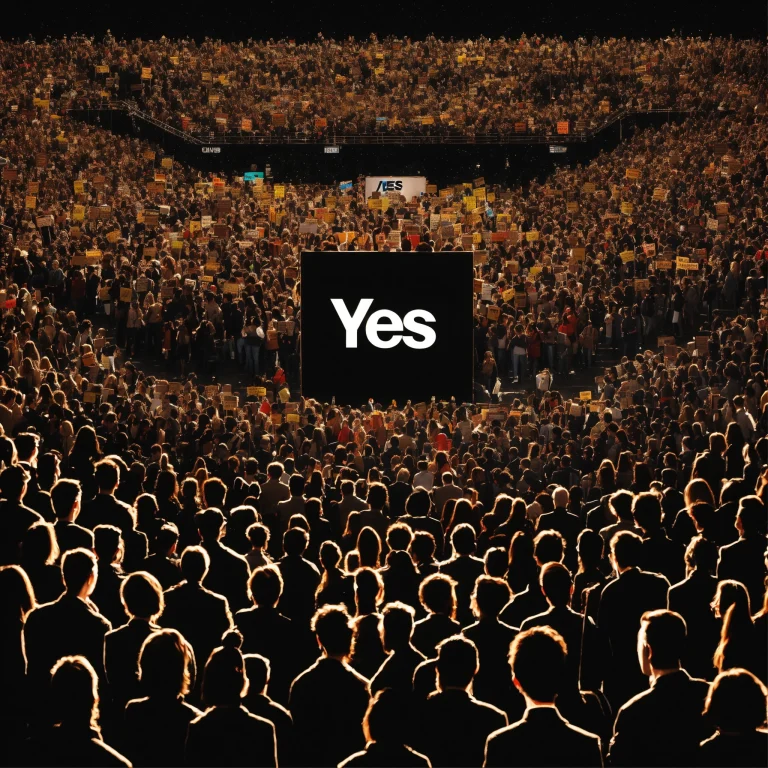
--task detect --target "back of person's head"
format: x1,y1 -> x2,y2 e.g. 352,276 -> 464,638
51,478 -> 83,520
451,523 -> 476,556
62,548 -> 97,594
611,531 -> 644,570
632,492 -> 662,533
138,629 -> 194,698
203,630 -> 248,708
243,653 -> 271,696
552,486 -> 568,509
381,601 -> 415,652
246,523 -> 270,551
540,562 -> 572,608
533,530 -> 565,565
410,530 -> 435,563
340,479 -> 354,496
509,626 -> 567,703
180,545 -> 210,584
248,564 -> 283,608
419,573 -> 457,619
640,610 -> 687,671
737,495 -> 766,536
289,474 -> 305,496
363,688 -> 410,745
94,458 -> 119,493
367,481 -> 388,510
436,635 -> 479,690
0,464 -> 30,500
157,522 -> 179,555
202,477 -> 227,509
577,528 -> 603,569
195,507 -> 224,541
688,502 -> 715,534
484,547 -> 508,578
319,540 -> 342,571
312,604 -> 353,658
704,669 -> 768,734
121,571 -> 164,622
267,462 -> 283,480
684,535 -> 718,574
354,566 -> 384,611
471,575 -> 511,620
23,521 -> 59,567
283,526 -> 308,556
50,655 -> 99,728
405,488 -> 430,516
386,522 -> 413,552
357,526 -> 381,567
609,489 -> 634,520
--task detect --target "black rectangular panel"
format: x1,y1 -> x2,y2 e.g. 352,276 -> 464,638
300,251 -> 474,406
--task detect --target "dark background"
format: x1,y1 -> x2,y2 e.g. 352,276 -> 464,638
300,251 -> 475,406
2,1 -> 763,40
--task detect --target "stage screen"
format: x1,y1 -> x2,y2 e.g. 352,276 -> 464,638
300,251 -> 474,406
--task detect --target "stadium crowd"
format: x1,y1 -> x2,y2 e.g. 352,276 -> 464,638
0,34 -> 767,768
1,35 -> 765,137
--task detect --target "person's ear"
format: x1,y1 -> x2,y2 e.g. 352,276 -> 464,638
511,673 -> 522,692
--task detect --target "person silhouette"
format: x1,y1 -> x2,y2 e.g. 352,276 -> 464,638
124,629 -> 202,767
289,605 -> 370,767
484,627 -> 602,767
29,655 -> 130,767
370,602 -> 426,696
339,688 -> 431,768
186,630 -> 277,767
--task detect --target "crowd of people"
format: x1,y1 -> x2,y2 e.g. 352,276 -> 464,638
0,32 -> 767,768
1,35 -> 765,138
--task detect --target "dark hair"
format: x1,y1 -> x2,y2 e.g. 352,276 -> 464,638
61,548 -> 97,593
121,571 -> 164,621
471,575 -> 511,619
641,610 -> 687,669
419,573 -> 457,618
509,626 -> 567,702
180,546 -> 210,583
138,629 -> 194,697
436,635 -> 479,689
248,565 -> 283,607
611,531 -> 644,569
312,605 -> 353,657
540,562 -> 572,608
704,669 -> 768,733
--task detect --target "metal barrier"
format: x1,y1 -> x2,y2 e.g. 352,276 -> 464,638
66,101 -> 693,147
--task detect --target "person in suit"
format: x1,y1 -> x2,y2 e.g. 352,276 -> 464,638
143,522 -> 183,590
633,491 -> 684,585
28,655 -> 130,767
259,462 -> 291,550
24,548 -> 112,701
358,482 -> 390,543
0,463 -> 43,566
90,524 -> 128,629
370,601 -> 426,696
716,495 -> 767,614
699,668 -> 768,767
463,576 -> 521,719
536,486 -> 581,571
386,467 -> 412,520
339,688 -> 431,768
399,487 -> 445,560
276,526 -> 321,628
668,535 -> 720,680
289,605 -> 371,767
196,508 -> 251,612
439,523 -> 485,625
105,571 -> 164,715
124,628 -> 202,767
51,478 -> 94,556
79,458 -> 147,568
597,531 -> 670,710
234,564 -> 308,707
337,479 -> 369,534
186,630 -> 277,767
432,473 -> 463,527
608,609 -> 713,766
276,474 -> 306,544
417,635 -> 507,767
484,626 -> 603,767
161,546 -> 233,680
242,654 -> 294,767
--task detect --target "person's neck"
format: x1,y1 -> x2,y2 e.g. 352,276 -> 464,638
650,665 -> 680,682
98,489 -> 115,496
324,651 -> 347,663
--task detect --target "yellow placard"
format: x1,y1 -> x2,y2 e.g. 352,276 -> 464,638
525,230 -> 539,242
502,288 -> 515,302
25,196 -> 37,209
255,387 -> 267,397
580,391 -> 592,401
620,250 -> 635,263
86,249 -> 102,262
161,158 -> 173,169
73,180 -> 85,195
620,202 -> 634,215
625,168 -> 641,180
73,205 -> 85,222
273,185 -> 285,199
120,288 -> 133,302
287,413 -> 300,424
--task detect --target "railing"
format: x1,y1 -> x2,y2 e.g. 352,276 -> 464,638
66,101 -> 694,147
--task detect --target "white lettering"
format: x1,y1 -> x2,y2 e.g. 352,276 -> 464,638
365,309 -> 403,349
402,309 -> 437,349
331,298 -> 373,347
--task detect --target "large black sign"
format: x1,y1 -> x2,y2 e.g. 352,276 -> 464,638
300,251 -> 474,406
